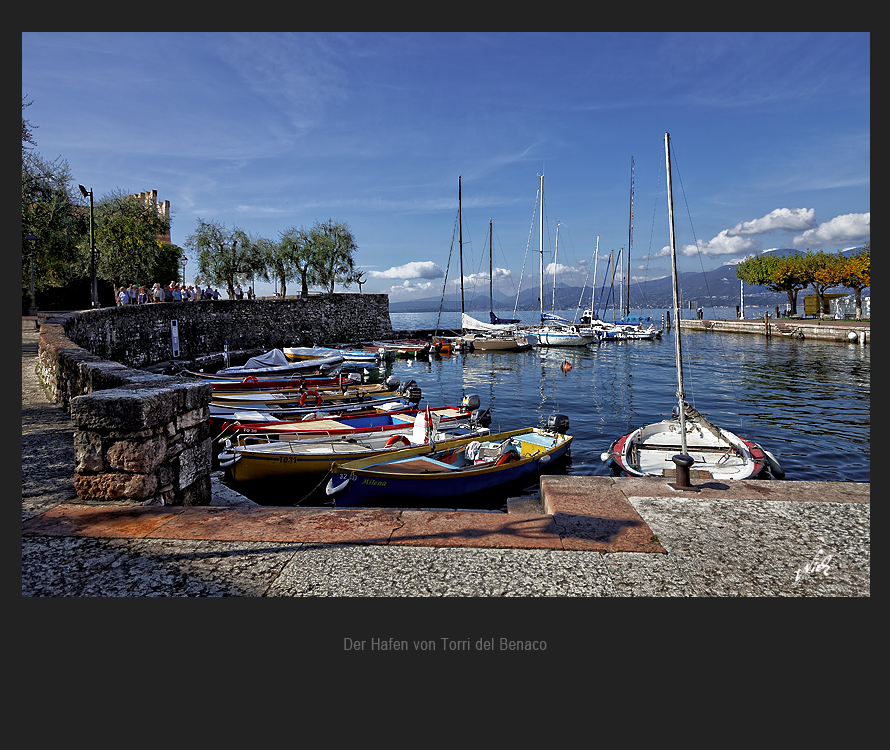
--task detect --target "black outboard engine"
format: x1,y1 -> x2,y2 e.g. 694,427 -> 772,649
398,378 -> 417,395
547,413 -> 570,434
385,376 -> 400,391
472,407 -> 492,428
405,385 -> 422,405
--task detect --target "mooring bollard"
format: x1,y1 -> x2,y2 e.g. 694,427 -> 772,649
669,454 -> 698,491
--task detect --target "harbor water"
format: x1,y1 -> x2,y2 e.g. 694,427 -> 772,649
227,307 -> 870,508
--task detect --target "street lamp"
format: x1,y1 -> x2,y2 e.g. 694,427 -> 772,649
26,232 -> 38,322
78,184 -> 99,308
180,255 -> 188,287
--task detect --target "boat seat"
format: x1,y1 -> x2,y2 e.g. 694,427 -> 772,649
662,468 -> 714,480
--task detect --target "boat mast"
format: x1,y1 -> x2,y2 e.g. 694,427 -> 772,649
459,176 -> 465,317
626,157 -> 634,318
538,173 -> 544,320
489,219 -> 493,316
665,132 -> 688,452
552,222 -> 560,312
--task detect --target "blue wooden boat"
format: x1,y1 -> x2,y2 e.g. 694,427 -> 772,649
325,415 -> 572,507
284,346 -> 381,364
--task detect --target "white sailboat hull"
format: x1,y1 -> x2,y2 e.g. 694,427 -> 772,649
602,416 -> 770,481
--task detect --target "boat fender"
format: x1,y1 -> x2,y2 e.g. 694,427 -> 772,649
537,454 -> 552,466
217,450 -> 241,468
762,448 -> 786,479
300,390 -> 322,407
325,474 -> 351,496
495,450 -> 520,466
242,376 -> 259,384
385,435 -> 411,448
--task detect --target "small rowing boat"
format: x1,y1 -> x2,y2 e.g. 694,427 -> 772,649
325,415 -> 572,507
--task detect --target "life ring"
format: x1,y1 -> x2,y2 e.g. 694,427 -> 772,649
385,434 -> 411,448
495,450 -> 520,466
242,375 -> 258,384
300,390 -> 322,407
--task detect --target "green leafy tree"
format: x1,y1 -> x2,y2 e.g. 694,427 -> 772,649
276,226 -> 314,298
91,188 -> 171,290
736,251 -> 809,315
22,96 -> 88,302
187,219 -> 266,298
312,219 -> 359,293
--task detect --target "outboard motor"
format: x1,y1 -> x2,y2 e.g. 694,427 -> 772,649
385,375 -> 400,391
461,394 -> 481,412
547,413 -> 570,434
398,378 -> 417,395
405,385 -> 422,404
471,407 -> 492,428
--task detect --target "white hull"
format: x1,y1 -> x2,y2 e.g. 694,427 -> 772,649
602,416 -> 769,481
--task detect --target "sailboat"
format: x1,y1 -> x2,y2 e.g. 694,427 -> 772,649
582,159 -> 662,341
457,182 -> 533,351
534,174 -> 599,347
601,133 -> 783,482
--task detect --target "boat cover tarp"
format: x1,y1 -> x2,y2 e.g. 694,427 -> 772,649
540,313 -> 574,325
242,349 -> 292,369
490,311 -> 520,325
462,313 -> 517,332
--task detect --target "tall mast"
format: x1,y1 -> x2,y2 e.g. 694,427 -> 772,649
626,157 -> 634,318
489,219 -> 493,315
459,176 -> 464,316
552,223 -> 560,312
665,132 -> 688,453
538,173 -> 544,318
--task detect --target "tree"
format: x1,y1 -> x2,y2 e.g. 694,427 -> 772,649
312,219 -> 359,293
835,245 -> 870,319
736,251 -> 809,315
22,96 -> 88,303
89,189 -> 171,291
803,250 -> 844,316
187,219 -> 266,298
276,226 -> 314,298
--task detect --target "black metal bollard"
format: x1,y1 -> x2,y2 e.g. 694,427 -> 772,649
669,454 -> 698,491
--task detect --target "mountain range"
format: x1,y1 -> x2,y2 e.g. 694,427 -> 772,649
389,249 -> 868,312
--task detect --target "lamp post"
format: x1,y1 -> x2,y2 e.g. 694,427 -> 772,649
180,255 -> 188,288
78,184 -> 99,308
26,232 -> 38,322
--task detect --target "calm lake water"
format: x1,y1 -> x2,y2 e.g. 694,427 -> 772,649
227,307 -> 870,508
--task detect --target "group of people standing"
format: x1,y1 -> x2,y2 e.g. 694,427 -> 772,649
115,282 -> 255,305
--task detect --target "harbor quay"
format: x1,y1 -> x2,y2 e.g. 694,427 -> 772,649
22,316 -> 869,598
677,315 -> 869,344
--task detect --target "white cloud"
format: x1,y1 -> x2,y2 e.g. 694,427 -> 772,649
645,231 -> 762,260
682,231 -> 762,257
792,212 -> 870,249
727,208 -> 816,236
367,261 -> 444,280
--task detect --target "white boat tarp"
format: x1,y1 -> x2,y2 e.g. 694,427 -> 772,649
461,313 -> 518,332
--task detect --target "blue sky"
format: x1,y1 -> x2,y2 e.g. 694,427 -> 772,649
22,32 -> 870,302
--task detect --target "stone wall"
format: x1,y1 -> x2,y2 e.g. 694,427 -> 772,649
63,295 -> 394,369
35,295 -> 394,506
